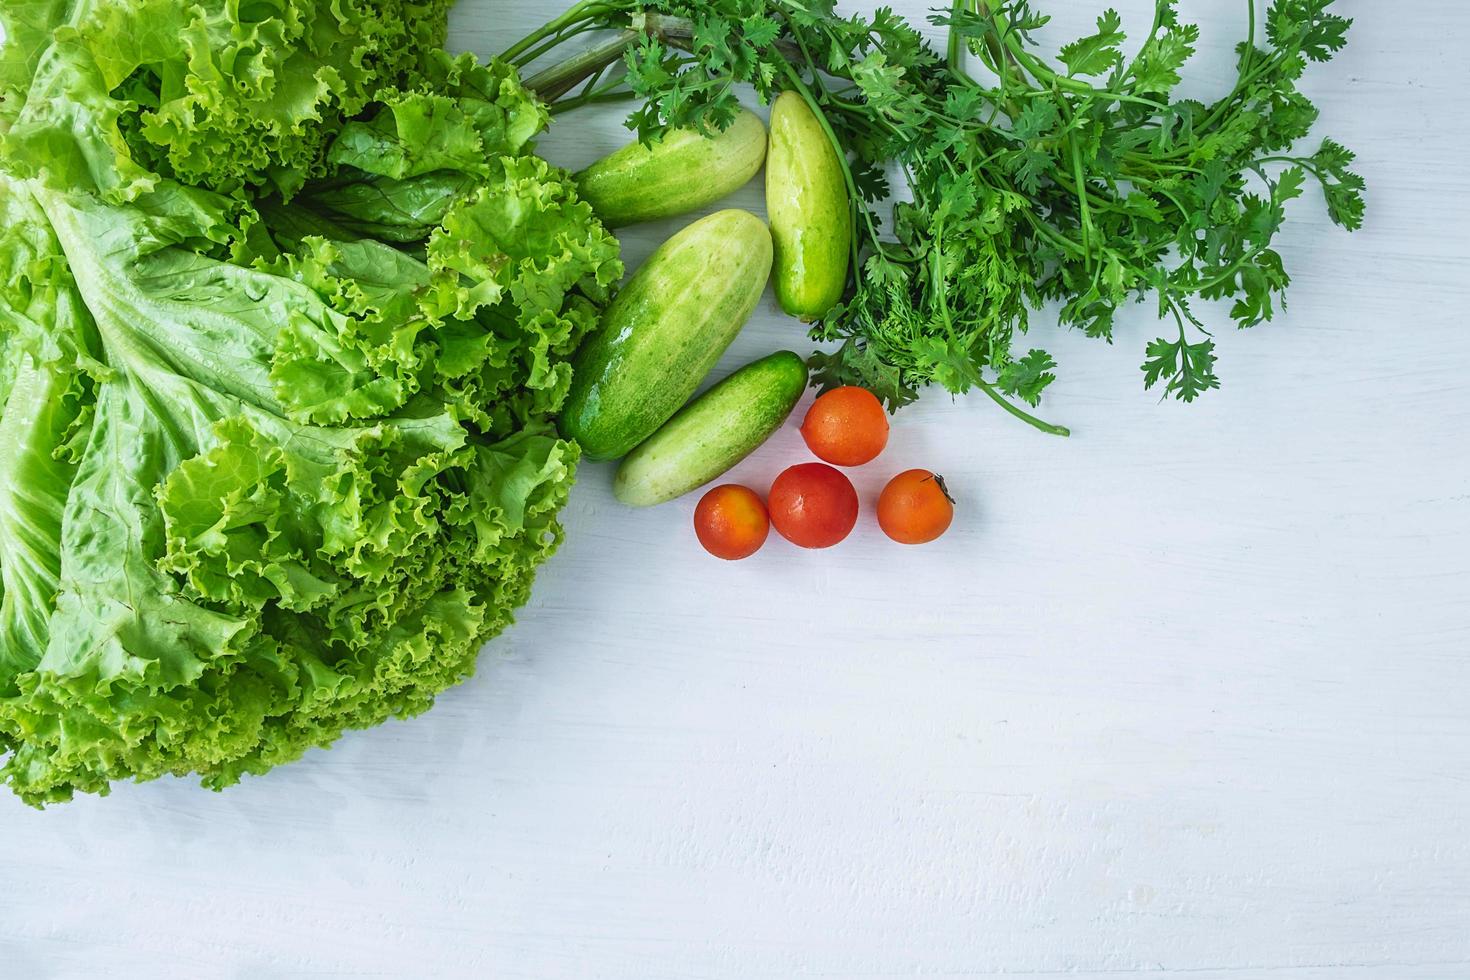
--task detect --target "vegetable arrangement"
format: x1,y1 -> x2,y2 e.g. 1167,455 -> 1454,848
562,118 -> 942,558
0,0 -> 1362,804
508,0 -> 1365,428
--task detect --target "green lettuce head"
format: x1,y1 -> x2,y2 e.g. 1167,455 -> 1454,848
0,0 -> 620,804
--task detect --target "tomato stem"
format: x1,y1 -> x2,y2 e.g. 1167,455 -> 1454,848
929,474 -> 957,506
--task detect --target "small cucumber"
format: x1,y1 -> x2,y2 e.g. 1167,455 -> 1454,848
766,91 -> 851,320
575,109 -> 767,228
614,351 -> 808,507
561,209 -> 773,461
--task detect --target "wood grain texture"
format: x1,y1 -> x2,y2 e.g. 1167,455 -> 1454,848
3,1 -> 1468,977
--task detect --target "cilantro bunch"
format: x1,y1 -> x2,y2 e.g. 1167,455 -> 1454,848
507,0 -> 1364,432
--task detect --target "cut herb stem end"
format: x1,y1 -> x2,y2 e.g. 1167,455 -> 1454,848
975,379 -> 1071,437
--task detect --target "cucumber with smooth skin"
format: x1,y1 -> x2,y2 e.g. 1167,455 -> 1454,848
766,91 -> 851,320
561,209 -> 773,461
614,351 -> 808,507
575,110 -> 767,228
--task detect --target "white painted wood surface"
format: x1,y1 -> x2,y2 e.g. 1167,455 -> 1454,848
4,2 -> 1469,977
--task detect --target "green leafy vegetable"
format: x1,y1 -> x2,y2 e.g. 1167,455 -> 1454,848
506,0 -> 1364,431
1059,10 -> 1127,78
0,0 -> 619,805
2,0 -> 457,199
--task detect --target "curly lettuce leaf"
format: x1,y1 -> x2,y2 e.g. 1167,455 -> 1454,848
429,155 -> 623,319
0,176 -> 93,693
299,171 -> 481,243
328,53 -> 547,181
300,52 -> 551,241
0,178 -> 595,804
0,0 -> 70,130
258,155 -> 620,434
3,0 -> 454,200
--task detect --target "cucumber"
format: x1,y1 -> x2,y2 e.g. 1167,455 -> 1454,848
575,109 -> 767,228
766,91 -> 851,320
561,209 -> 773,461
614,351 -> 808,507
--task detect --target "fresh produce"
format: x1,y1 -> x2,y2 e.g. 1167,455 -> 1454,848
800,385 -> 889,466
614,351 -> 807,507
877,470 -> 956,544
561,208 -> 773,460
693,485 -> 770,560
0,0 -> 1371,800
506,0 -> 1365,432
576,109 -> 767,227
0,0 -> 621,805
765,91 -> 852,320
768,463 -> 860,549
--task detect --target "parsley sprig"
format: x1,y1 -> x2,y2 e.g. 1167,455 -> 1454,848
506,0 -> 1364,433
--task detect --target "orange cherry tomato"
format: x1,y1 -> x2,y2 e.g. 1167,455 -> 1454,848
768,462 -> 859,549
799,386 -> 889,466
877,469 -> 955,544
693,485 -> 770,560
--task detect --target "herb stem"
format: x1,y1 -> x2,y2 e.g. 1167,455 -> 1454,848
1000,37 -> 1167,111
548,87 -> 636,116
511,22 -> 605,69
1194,243 -> 1268,293
1058,96 -> 1094,268
500,1 -> 609,64
974,378 -> 1071,436
522,29 -> 641,102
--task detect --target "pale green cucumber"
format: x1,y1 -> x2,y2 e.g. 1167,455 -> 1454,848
575,109 -> 767,228
613,351 -> 808,507
766,91 -> 851,320
560,209 -> 773,461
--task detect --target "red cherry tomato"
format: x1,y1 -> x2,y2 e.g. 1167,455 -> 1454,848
767,463 -> 859,548
799,386 -> 889,466
693,485 -> 770,560
877,469 -> 955,544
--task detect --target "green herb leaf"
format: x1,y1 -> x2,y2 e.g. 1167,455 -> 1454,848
1059,9 -> 1126,77
996,349 -> 1058,406
1142,334 -> 1220,402
1311,138 -> 1367,230
808,340 -> 917,412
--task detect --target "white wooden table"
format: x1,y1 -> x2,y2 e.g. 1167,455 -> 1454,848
4,2 -> 1468,977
